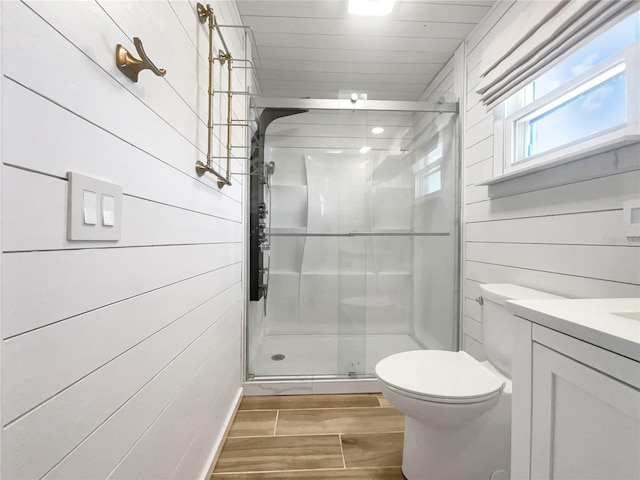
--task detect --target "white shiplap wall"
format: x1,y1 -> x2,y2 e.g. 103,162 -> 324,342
1,1 -> 249,478
461,1 -> 640,360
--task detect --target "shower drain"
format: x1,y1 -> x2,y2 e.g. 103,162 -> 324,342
271,354 -> 285,361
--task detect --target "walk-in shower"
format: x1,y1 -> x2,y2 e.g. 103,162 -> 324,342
247,99 -> 460,381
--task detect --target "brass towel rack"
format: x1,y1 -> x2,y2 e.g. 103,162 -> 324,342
195,2 -> 233,189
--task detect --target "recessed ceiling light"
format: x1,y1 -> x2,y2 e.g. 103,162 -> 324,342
348,0 -> 395,16
371,127 -> 384,134
359,146 -> 371,154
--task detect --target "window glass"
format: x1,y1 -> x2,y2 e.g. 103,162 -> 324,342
415,169 -> 441,197
425,170 -> 441,194
505,10 -> 639,168
425,144 -> 443,165
517,72 -> 627,160
414,140 -> 443,197
533,13 -> 639,100
413,143 -> 442,173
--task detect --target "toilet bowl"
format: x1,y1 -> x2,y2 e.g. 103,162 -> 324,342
377,350 -> 511,480
375,284 -> 564,480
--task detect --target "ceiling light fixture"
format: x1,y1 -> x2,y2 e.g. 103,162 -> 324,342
348,0 -> 396,16
371,127 -> 384,134
359,146 -> 371,154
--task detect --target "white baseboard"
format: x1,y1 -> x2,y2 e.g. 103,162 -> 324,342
200,386 -> 243,480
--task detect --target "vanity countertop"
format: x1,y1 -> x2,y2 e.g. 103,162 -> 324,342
507,298 -> 640,362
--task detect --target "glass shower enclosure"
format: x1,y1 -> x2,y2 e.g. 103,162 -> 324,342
247,104 -> 459,380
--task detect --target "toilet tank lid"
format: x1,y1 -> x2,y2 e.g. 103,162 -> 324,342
480,284 -> 565,306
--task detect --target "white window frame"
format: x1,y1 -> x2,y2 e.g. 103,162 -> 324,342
414,137 -> 443,199
488,23 -> 640,184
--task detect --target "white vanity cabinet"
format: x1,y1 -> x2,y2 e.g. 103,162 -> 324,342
508,299 -> 640,480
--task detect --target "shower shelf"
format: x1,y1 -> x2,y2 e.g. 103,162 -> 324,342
369,228 -> 413,232
295,271 -> 413,276
300,271 -> 390,276
271,226 -> 307,234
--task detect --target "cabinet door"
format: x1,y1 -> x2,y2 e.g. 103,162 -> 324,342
530,343 -> 640,480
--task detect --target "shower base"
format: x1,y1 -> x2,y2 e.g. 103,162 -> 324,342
249,333 -> 422,378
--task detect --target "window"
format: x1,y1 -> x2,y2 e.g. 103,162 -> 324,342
497,11 -> 640,176
414,141 -> 442,198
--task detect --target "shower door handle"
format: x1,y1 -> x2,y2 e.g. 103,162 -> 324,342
260,250 -> 271,316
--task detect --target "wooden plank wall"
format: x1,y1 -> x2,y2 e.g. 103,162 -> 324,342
461,0 -> 640,360
0,1 -> 249,478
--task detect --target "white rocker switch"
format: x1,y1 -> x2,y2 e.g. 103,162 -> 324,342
102,194 -> 115,227
83,190 -> 97,226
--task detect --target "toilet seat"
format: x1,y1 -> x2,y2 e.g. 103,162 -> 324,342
375,350 -> 505,404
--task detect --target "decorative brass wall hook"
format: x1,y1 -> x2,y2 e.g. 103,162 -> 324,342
197,2 -> 213,23
116,37 -> 166,83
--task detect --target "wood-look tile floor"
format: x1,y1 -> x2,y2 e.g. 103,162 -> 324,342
211,394 -> 405,479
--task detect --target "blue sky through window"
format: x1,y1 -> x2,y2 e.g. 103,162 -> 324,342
511,11 -> 639,162
533,13 -> 639,100
524,73 -> 627,158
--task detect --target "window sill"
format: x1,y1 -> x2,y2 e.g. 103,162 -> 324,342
476,131 -> 640,186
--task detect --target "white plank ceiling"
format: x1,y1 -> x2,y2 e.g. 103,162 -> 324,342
236,0 -> 494,101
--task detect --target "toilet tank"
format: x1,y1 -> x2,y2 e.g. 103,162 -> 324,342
479,284 -> 565,377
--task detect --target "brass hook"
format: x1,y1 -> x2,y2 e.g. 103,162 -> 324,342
197,2 -> 212,23
116,37 -> 166,83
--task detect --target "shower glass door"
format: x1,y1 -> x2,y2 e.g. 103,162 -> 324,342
335,109 -> 368,376
247,105 -> 459,379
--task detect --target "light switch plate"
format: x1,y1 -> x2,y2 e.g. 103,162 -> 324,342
68,172 -> 122,241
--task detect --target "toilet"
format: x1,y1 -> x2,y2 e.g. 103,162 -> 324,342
375,284 -> 564,480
